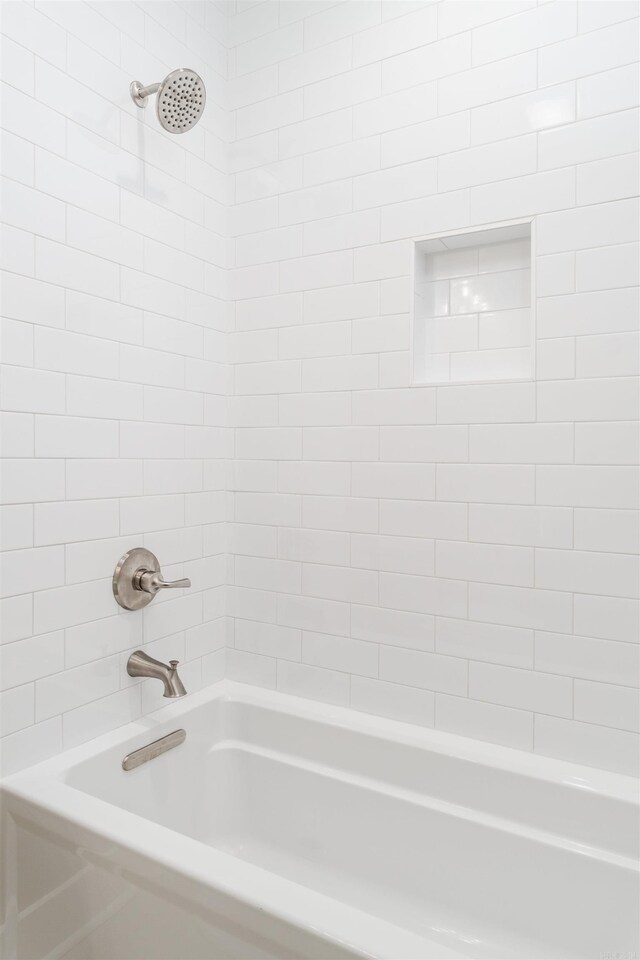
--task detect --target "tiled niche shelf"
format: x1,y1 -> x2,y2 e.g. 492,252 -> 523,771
411,220 -> 534,386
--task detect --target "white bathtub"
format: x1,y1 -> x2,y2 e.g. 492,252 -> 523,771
1,680 -> 638,960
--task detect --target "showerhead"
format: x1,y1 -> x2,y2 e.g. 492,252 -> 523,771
130,68 -> 206,134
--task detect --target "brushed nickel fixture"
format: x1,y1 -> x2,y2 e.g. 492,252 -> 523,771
122,729 -> 186,771
127,650 -> 187,699
129,67 -> 206,133
113,547 -> 191,610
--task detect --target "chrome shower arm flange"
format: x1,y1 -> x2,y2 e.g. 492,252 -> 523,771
130,80 -> 160,108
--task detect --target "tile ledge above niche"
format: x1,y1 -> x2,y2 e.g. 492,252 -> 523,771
411,219 -> 535,387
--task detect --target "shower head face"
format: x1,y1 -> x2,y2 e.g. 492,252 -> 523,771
156,68 -> 206,134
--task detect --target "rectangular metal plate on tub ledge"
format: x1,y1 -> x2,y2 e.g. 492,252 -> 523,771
122,729 -> 186,771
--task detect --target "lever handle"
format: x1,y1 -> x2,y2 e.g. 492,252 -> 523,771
113,547 -> 191,611
135,570 -> 192,595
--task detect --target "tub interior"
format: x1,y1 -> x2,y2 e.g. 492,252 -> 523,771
59,691 -> 640,960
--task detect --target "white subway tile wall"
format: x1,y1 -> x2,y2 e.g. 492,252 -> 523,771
0,0 -> 229,773
224,0 -> 639,777
1,0 -> 639,778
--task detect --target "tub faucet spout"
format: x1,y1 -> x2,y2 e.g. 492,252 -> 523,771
127,650 -> 187,698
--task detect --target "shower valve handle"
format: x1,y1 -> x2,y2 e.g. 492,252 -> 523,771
134,569 -> 191,595
113,547 -> 191,611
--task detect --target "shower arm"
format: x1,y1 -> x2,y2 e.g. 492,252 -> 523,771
130,80 -> 161,107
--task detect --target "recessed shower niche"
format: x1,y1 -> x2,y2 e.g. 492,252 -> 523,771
412,221 -> 534,385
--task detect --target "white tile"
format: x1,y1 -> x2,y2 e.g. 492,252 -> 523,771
351,676 -> 434,727
381,113 -> 470,167
439,52 -> 537,114
303,354 -> 378,392
1,366 -> 65,416
437,540 -> 533,587
451,143 -> 536,200
34,500 -> 119,547
351,604 -> 435,651
235,555 -> 301,595
277,659 -> 350,706
537,287 -> 639,338
280,108 -> 353,160
0,631 -> 65,691
303,427 -> 379,461
0,683 -> 35,737
352,533 -> 435,577
538,378 -> 639,423
469,504 -> 573,549
235,620 -> 301,661
536,632 -> 640,686
469,583 -> 573,632
535,715 -> 639,776
279,393 -> 351,427
63,687 -> 142,750
469,424 -> 573,464
278,593 -> 349,638
577,62 -> 639,119
577,152 -> 640,206
578,0 -> 640,32
304,64 -> 382,119
0,545 -> 64,599
36,238 -> 119,300
436,617 -> 533,669
304,137 -> 380,188
1,83 -> 66,156
353,3 -> 437,65
226,649 -> 277,689
0,505 -> 33,552
539,109 -> 639,171
352,462 -> 435,500
574,595 -> 639,645
437,464 -> 535,504
470,168 -> 575,223
379,645 -> 467,696
471,2 -> 577,66
1,318 -> 33,366
279,461 -> 349,496
2,180 -> 65,241
354,81 -> 437,138
436,694 -> 533,750
0,595 -> 33,645
380,572 -> 467,619
576,246 -> 640,295
66,460 -> 143,501
280,38 -> 353,92
36,656 -> 121,722
1,459 -> 65,505
575,422 -> 640,465
575,677 -> 639,733
302,631 -> 378,678
437,382 -> 535,424
303,496 -> 378,534
380,499 -> 468,541
35,327 -> 119,379
538,20 -> 639,86
379,426 -> 467,462
0,717 -> 62,777
537,199 -> 639,256
382,33 -> 471,93
536,548 -> 639,599
278,528 -> 350,567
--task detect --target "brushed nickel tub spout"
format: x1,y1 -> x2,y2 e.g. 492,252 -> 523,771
127,650 -> 187,699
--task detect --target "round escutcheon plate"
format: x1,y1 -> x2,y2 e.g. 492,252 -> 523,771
113,547 -> 159,610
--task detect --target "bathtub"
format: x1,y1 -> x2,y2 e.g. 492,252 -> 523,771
1,681 -> 638,960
